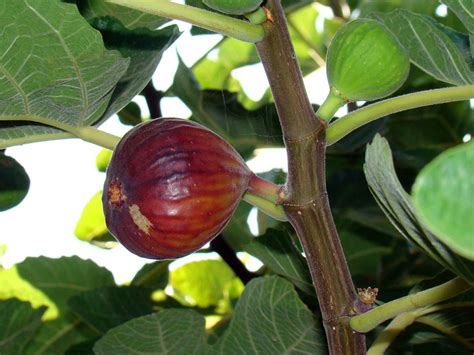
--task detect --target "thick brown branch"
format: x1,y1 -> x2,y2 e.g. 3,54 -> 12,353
256,1 -> 365,353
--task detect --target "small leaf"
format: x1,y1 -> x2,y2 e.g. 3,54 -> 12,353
0,299 -> 46,354
412,141 -> 474,260
442,0 -> 474,33
364,135 -> 474,283
131,261 -> 171,290
371,10 -> 473,85
213,276 -> 326,354
74,191 -> 111,244
117,101 -> 142,126
68,287 -> 155,334
93,309 -> 209,354
0,152 -> 30,211
170,260 -> 243,308
244,229 -> 314,295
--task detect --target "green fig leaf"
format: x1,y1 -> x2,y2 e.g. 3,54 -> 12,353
412,141 -> 474,260
370,10 -> 473,86
212,276 -> 326,353
131,261 -> 171,290
244,229 -> 314,295
0,0 -> 129,148
364,135 -> 474,283
93,309 -> 209,354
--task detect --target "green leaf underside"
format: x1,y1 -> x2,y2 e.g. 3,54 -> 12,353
244,229 -> 314,295
442,0 -> 474,33
94,276 -> 325,354
90,17 -> 181,124
0,153 -> 30,211
371,10 -> 473,86
364,135 -> 474,283
0,299 -> 45,354
412,141 -> 474,260
0,0 -> 129,145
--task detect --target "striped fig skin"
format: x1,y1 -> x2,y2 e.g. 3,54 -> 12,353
103,118 -> 252,259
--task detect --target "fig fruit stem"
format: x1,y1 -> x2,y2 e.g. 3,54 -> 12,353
350,276 -> 472,333
105,0 -> 266,43
255,1 -> 365,353
316,88 -> 347,121
244,174 -> 287,221
326,85 -> 474,145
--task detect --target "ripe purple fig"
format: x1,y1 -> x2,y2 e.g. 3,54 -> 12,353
102,118 -> 253,259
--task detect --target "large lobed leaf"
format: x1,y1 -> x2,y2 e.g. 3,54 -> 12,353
0,256 -> 116,354
0,0 -> 129,147
0,0 -> 180,149
94,276 -> 326,354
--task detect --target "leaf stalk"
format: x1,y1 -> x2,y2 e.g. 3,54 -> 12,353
106,0 -> 265,43
326,85 -> 474,145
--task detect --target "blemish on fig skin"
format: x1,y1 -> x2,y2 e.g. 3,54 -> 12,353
129,204 -> 153,235
108,179 -> 126,207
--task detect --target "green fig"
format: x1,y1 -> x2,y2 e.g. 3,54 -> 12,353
203,0 -> 262,16
318,19 -> 410,120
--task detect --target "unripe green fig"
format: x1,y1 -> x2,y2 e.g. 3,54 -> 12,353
203,0 -> 262,15
103,118 -> 254,259
327,19 -> 409,102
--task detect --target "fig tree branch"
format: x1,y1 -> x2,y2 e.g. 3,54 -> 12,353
106,0 -> 266,43
326,85 -> 474,145
255,0 -> 365,353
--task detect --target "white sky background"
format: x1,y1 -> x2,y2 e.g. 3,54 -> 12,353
0,6 -> 343,283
